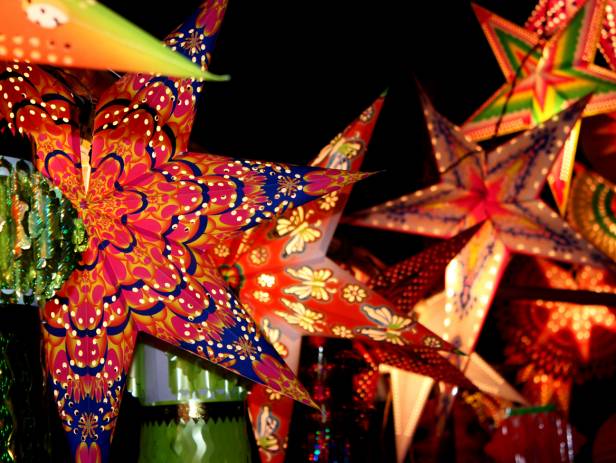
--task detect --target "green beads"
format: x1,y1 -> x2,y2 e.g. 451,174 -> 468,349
0,157 -> 85,304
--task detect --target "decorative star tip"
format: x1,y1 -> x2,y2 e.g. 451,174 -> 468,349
471,2 -> 497,24
204,161 -> 374,211
470,1 -> 545,54
310,92 -> 385,172
347,94 -> 611,269
0,0 -> 223,79
162,0 -> 230,82
300,170 -> 377,195
464,0 -> 616,142
417,87 -> 483,175
200,70 -> 231,81
469,2 -> 543,74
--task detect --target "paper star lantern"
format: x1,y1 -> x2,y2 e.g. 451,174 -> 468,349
346,229 -> 476,459
349,230 -> 529,462
0,0 -> 223,79
568,166 -> 616,262
463,0 -> 616,140
350,92 -> 609,356
349,92 -> 611,445
526,0 -> 616,71
526,1 -> 616,187
328,231 -> 490,463
0,2 -> 370,461
212,95 -> 474,463
499,257 -> 616,411
462,0 -> 616,212
338,233 -> 479,408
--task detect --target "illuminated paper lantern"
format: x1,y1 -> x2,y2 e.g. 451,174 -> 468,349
568,166 -> 616,262
350,93 -> 609,354
361,292 -> 528,463
348,93 -> 610,461
213,95 -> 474,463
0,1 -> 370,461
499,258 -> 616,411
462,0 -> 616,212
0,0 -> 221,79
526,0 -> 616,71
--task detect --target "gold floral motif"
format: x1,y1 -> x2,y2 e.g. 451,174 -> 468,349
77,413 -> 99,441
181,30 -> 205,55
214,243 -> 230,258
284,266 -> 338,301
277,176 -> 301,196
342,284 -> 367,303
250,247 -> 269,265
332,325 -> 354,339
262,318 -> 289,357
357,304 -> 415,345
311,133 -> 364,170
276,207 -> 322,256
233,337 -> 257,358
253,290 -> 271,303
318,191 -> 340,211
276,298 -> 325,333
266,388 -> 282,401
168,29 -> 205,56
424,336 -> 442,348
257,273 -> 276,288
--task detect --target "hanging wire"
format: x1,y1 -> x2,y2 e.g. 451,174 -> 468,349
436,2 -> 554,176
107,69 -> 122,79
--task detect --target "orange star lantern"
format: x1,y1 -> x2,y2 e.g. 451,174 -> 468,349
500,258 -> 616,412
